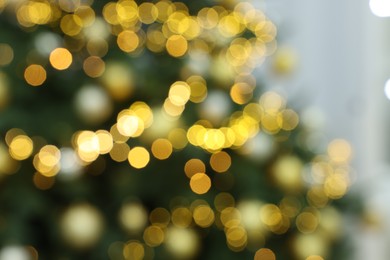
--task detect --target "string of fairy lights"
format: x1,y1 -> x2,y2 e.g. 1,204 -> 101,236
0,0 -> 354,259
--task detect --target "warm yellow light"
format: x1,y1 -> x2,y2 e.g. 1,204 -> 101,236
296,212 -> 318,234
184,158 -> 206,179
143,225 -> 165,247
190,173 -> 211,194
168,81 -> 191,106
151,138 -> 173,160
0,43 -> 14,66
50,48 -> 72,70
96,130 -> 113,154
226,226 -> 247,252
166,35 -> 188,57
254,248 -> 276,260
9,135 -> 33,160
327,139 -> 352,163
117,114 -> 141,137
123,241 -> 144,260
24,64 -> 47,86
83,56 -> 105,78
210,151 -> 231,173
171,207 -> 192,228
138,2 -> 158,24
109,142 -> 130,162
33,172 -> 55,190
168,128 -> 188,150
60,14 -> 83,36
193,205 -> 215,227
76,131 -> 100,162
260,204 -> 282,227
117,30 -> 139,53
187,75 -> 207,103
149,207 -> 171,227
128,147 -> 150,169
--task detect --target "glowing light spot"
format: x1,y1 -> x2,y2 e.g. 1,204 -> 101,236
117,114 -> 141,137
260,204 -> 282,227
123,241 -> 144,260
327,139 -> 352,163
226,226 -> 247,252
172,207 -> 192,228
210,151 -> 231,173
143,225 -> 165,247
190,173 -> 211,194
324,174 -> 349,199
24,64 -> 47,86
49,48 -> 72,70
119,202 -> 148,233
116,0 -> 138,24
117,30 -> 139,53
168,81 -> 191,106
184,158 -> 206,178
370,0 -> 390,17
187,75 -> 207,103
75,5 -> 95,27
166,35 -> 188,57
149,207 -> 171,227
76,131 -> 99,162
83,56 -> 105,78
197,7 -> 219,29
60,14 -> 83,36
278,109 -> 299,131
220,207 -> 241,228
168,128 -> 188,150
163,98 -> 185,117
128,147 -> 150,169
96,130 -> 113,154
193,205 -> 215,227
138,2 -> 158,24
151,138 -> 173,160
34,145 -> 61,177
296,212 -> 319,234
254,248 -> 276,260
33,172 -> 55,190
230,82 -> 253,104
109,142 -> 130,162
9,135 -> 33,160
0,43 -> 14,66
214,192 -> 235,212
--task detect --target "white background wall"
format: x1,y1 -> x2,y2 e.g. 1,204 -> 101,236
262,0 -> 390,259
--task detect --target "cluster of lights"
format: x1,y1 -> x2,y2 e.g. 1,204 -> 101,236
100,192 -> 334,259
0,0 -> 355,259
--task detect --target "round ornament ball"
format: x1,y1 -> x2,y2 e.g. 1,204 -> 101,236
74,84 -> 113,125
60,203 -> 104,249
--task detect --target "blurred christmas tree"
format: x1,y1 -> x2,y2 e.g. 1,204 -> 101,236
0,0 -> 362,259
